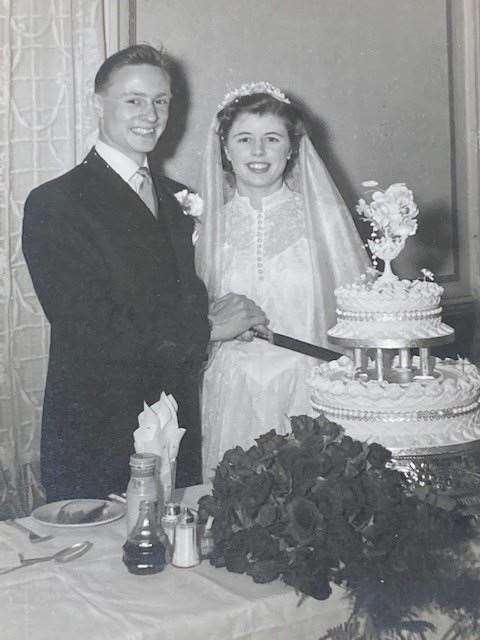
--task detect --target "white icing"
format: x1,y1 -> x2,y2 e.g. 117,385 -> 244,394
335,277 -> 443,313
328,274 -> 453,341
311,356 -> 480,413
310,356 -> 480,453
328,318 -> 453,341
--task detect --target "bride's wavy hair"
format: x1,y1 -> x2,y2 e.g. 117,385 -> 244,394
217,93 -> 305,176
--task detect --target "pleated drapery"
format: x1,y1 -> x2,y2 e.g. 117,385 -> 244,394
0,0 -> 106,517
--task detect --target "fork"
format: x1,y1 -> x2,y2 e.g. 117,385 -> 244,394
4,519 -> 54,543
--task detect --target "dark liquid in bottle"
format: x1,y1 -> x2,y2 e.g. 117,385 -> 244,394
122,539 -> 166,575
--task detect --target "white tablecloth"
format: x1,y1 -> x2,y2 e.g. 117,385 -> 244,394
0,485 -> 465,639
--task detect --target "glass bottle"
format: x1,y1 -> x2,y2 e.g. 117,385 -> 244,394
122,500 -> 166,575
199,515 -> 215,560
126,453 -> 158,535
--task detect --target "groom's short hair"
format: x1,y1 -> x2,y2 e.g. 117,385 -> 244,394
94,44 -> 169,94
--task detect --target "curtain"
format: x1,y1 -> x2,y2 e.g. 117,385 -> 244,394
0,0 -> 106,518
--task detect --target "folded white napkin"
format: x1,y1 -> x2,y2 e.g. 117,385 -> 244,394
134,392 -> 185,503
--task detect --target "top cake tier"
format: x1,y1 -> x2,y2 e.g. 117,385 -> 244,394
327,275 -> 454,347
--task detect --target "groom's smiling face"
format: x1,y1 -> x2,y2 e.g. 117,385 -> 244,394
94,64 -> 171,165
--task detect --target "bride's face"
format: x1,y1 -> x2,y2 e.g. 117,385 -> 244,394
224,112 -> 291,199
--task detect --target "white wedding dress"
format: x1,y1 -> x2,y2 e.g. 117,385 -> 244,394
201,185 -> 320,481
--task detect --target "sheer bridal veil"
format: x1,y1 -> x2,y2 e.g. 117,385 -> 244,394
195,82 -> 370,348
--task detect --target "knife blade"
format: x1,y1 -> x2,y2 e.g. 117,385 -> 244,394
255,331 -> 342,361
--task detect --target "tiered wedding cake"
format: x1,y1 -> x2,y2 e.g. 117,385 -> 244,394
311,183 -> 480,458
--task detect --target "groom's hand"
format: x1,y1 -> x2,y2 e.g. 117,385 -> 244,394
208,293 -> 269,342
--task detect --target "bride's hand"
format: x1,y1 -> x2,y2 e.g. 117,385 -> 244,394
252,324 -> 273,342
236,324 -> 273,343
236,329 -> 255,342
208,292 -> 269,342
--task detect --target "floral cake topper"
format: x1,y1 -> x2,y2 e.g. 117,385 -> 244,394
356,181 -> 419,280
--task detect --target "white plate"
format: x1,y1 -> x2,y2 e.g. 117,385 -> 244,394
31,499 -> 125,528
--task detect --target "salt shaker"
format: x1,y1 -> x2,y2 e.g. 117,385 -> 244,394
172,507 -> 200,568
161,502 -> 181,548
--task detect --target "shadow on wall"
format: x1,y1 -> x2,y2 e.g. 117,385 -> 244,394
291,92 -> 368,245
149,56 -> 190,174
395,203 -> 457,281
291,92 -> 457,283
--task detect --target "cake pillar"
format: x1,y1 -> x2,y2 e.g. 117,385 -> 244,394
353,348 -> 368,375
419,347 -> 434,378
399,349 -> 411,370
375,348 -> 384,381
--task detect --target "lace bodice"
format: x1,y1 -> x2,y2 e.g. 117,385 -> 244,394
219,185 -> 315,340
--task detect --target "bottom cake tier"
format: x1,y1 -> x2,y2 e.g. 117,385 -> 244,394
310,355 -> 480,456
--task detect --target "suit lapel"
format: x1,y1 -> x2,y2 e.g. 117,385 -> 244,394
81,149 -> 177,271
152,174 -> 195,282
80,149 -> 195,286
82,149 -> 157,227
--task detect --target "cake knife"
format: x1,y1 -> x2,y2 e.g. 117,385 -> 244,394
254,331 -> 342,361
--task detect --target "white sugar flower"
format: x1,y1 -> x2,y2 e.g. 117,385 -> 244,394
421,268 -> 434,281
356,180 -> 418,241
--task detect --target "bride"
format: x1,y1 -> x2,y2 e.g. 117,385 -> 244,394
196,82 -> 369,481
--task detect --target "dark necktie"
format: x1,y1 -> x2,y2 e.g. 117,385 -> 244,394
136,166 -> 158,218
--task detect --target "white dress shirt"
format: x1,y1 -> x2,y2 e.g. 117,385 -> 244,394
95,140 -> 149,195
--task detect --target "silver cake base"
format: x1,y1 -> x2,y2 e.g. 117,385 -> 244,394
391,439 -> 480,502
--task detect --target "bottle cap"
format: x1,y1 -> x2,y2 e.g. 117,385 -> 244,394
129,453 -> 156,471
181,507 -> 195,524
164,503 -> 181,517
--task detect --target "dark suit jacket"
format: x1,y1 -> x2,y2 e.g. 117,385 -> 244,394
22,149 -> 210,500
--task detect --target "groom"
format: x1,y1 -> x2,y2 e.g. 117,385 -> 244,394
22,45 -> 268,501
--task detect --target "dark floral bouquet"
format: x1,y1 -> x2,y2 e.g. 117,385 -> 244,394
198,414 -> 480,639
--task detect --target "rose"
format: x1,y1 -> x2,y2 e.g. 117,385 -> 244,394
247,559 -> 285,584
384,182 -> 416,207
287,497 -> 325,544
254,429 -> 289,453
223,530 -> 249,573
290,414 -> 318,441
292,453 -> 325,495
240,471 -> 273,517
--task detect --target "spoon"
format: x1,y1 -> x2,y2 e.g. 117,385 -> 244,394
0,541 -> 93,575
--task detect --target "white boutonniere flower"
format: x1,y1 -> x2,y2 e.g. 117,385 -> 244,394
174,189 -> 203,218
174,189 -> 203,245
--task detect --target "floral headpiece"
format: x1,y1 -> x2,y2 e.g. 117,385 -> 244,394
217,81 -> 291,112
